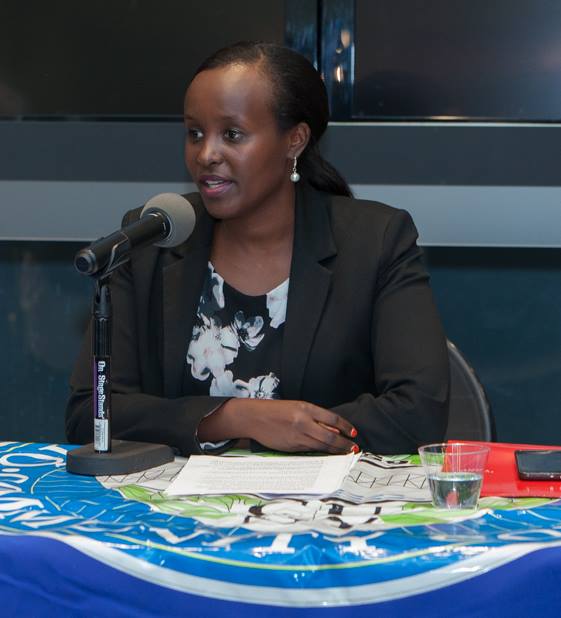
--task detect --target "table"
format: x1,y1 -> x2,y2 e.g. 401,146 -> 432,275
1,442 -> 561,616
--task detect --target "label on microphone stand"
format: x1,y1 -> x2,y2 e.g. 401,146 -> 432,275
94,357 -> 111,452
94,418 -> 109,453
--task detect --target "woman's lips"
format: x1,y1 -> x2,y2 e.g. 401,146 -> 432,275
198,176 -> 234,197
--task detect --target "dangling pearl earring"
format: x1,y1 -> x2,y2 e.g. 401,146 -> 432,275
290,157 -> 300,183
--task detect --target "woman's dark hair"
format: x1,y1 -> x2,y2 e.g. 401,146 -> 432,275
193,41 -> 352,198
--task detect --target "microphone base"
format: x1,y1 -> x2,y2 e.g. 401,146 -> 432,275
66,440 -> 174,476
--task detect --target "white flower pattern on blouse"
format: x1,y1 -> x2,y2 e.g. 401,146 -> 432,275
209,370 -> 280,398
187,314 -> 239,381
186,263 -> 288,399
233,311 -> 265,351
266,279 -> 289,328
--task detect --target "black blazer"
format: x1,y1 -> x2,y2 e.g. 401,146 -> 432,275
67,185 -> 449,455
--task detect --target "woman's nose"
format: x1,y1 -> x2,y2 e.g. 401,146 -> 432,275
196,137 -> 223,166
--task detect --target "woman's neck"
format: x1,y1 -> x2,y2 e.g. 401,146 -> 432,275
210,195 -> 296,296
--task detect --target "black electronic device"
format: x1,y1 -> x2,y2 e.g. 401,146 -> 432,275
66,193 -> 195,476
74,193 -> 196,276
515,450 -> 561,481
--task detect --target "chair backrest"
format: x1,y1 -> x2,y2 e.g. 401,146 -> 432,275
444,339 -> 496,441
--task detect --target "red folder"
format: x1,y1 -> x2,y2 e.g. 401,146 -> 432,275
451,441 -> 561,498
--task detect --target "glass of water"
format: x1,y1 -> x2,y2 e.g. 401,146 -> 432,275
418,442 -> 490,510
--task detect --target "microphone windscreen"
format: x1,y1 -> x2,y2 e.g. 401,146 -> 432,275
140,193 -> 196,248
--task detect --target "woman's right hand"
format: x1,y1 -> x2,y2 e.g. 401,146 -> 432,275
199,398 -> 358,454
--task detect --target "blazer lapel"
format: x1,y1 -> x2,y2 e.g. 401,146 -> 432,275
132,244 -> 159,391
281,187 -> 337,400
162,198 -> 214,397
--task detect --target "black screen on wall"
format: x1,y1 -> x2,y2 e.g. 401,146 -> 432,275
0,0 -> 285,117
353,0 -> 561,121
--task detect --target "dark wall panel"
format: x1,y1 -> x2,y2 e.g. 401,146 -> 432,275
3,122 -> 560,187
354,0 -> 561,121
0,0 -> 285,117
426,247 -> 561,445
0,242 -> 90,442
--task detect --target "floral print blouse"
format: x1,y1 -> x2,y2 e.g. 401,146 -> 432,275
184,262 -> 289,401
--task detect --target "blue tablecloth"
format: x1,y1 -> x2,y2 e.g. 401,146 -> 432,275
1,442 -> 561,616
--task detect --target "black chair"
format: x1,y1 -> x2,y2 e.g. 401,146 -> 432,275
444,339 -> 496,441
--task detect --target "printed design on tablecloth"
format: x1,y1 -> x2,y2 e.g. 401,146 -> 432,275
348,454 -> 428,493
186,263 -> 287,398
97,452 -> 526,535
1,441 -> 561,602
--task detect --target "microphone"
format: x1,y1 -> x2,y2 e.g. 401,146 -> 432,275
74,193 -> 196,276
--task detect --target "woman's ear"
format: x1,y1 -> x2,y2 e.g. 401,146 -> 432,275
288,122 -> 311,159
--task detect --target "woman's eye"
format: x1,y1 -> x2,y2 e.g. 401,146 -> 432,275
225,129 -> 243,142
187,128 -> 203,141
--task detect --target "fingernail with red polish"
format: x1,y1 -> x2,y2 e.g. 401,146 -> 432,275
352,444 -> 360,454
350,428 -> 358,438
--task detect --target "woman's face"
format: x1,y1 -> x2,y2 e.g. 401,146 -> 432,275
184,63 -> 299,221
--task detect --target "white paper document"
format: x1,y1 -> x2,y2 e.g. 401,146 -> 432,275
165,453 -> 359,498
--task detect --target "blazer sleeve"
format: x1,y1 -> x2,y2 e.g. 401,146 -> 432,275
65,237 -> 228,457
331,209 -> 450,453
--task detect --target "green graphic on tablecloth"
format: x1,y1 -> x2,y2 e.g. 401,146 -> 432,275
102,452 -> 551,535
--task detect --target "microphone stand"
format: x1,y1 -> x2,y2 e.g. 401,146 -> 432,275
66,252 -> 174,476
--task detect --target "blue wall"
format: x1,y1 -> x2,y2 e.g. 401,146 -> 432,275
1,242 -> 89,442
426,247 -> 561,445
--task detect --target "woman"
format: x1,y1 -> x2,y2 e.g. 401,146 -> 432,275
66,42 -> 449,456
